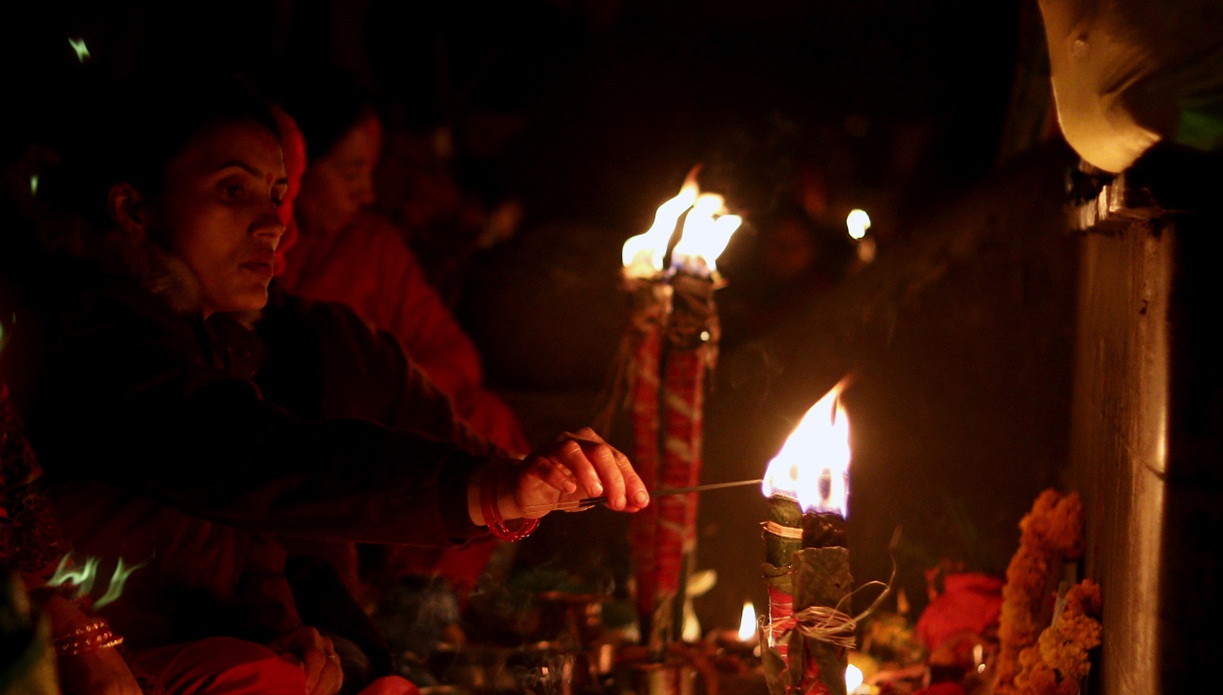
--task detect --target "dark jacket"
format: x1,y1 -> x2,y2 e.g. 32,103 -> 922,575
2,252 -> 504,648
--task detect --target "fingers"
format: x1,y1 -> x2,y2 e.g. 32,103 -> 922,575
543,441 -> 583,494
553,435 -> 606,499
284,627 -> 342,695
315,653 -> 343,695
615,446 -> 650,512
555,428 -> 649,512
302,647 -> 327,693
511,428 -> 650,518
585,438 -> 626,509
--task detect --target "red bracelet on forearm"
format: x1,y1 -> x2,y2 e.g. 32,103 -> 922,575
54,618 -> 124,656
480,463 -> 540,542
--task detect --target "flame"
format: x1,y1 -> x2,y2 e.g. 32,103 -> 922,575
68,37 -> 90,63
621,177 -> 699,278
845,664 -> 864,692
94,555 -> 152,609
737,600 -> 758,642
671,192 -> 743,275
846,209 -> 871,240
47,553 -> 100,595
45,551 -> 150,608
761,379 -> 852,515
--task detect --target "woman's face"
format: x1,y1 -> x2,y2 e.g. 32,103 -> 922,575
149,119 -> 288,315
297,114 -> 382,237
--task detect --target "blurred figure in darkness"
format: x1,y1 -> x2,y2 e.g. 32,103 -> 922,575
273,71 -> 530,458
718,196 -> 855,346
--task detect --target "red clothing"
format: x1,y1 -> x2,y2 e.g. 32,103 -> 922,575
279,211 -> 530,456
135,638 -> 419,695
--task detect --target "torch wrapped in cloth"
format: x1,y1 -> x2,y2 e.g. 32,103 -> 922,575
648,192 -> 740,651
760,381 -> 856,695
607,174 -> 741,653
612,180 -> 696,645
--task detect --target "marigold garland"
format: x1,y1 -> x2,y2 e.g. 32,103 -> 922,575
994,489 -> 1100,694
1013,580 -> 1102,694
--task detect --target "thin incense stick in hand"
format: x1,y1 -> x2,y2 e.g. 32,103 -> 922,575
520,478 -> 765,514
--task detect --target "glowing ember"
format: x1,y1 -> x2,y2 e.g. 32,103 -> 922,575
761,379 -> 852,515
68,37 -> 90,63
622,177 -> 699,278
737,600 -> 758,642
846,209 -> 871,240
671,192 -> 742,275
845,664 -> 864,692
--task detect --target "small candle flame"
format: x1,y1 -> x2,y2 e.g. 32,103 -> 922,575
671,192 -> 742,276
845,664 -> 864,692
846,209 -> 871,240
621,176 -> 699,278
737,600 -> 758,642
761,378 -> 852,515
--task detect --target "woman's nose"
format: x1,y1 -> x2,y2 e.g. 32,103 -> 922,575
252,212 -> 286,245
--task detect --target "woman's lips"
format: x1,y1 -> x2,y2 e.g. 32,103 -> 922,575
241,253 -> 276,281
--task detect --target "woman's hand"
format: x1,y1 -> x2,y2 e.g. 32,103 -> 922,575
34,593 -> 143,695
273,626 -> 343,695
470,427 -> 649,524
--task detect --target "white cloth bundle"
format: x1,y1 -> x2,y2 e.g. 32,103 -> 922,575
1038,0 -> 1223,172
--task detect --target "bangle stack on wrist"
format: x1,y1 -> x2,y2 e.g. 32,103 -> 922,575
54,618 -> 124,657
480,463 -> 540,542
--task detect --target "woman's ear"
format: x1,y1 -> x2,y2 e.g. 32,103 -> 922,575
108,182 -> 147,240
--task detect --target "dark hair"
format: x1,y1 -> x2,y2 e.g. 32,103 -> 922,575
271,70 -> 377,161
44,70 -> 282,232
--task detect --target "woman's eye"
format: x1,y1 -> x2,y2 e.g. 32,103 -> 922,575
223,183 -> 245,199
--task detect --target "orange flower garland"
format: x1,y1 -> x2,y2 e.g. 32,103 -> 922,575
1013,579 -> 1102,694
994,489 -> 1101,694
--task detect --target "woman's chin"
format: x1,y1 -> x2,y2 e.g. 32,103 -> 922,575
204,289 -> 270,317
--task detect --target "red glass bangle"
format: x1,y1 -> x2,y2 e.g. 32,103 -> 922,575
480,463 -> 540,542
54,618 -> 124,656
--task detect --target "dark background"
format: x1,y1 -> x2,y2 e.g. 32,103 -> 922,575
3,0 -> 1079,635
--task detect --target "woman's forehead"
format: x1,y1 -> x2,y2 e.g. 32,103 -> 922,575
170,120 -> 286,181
